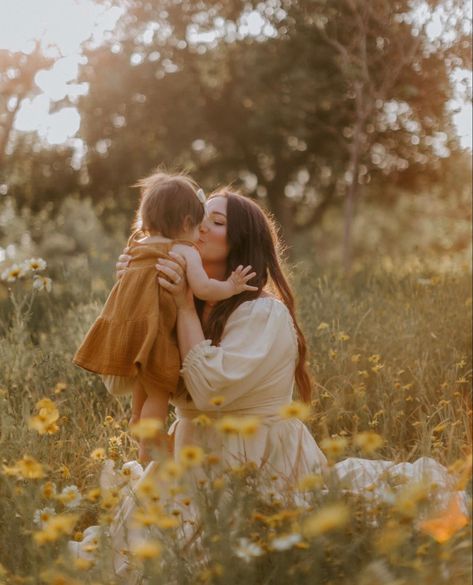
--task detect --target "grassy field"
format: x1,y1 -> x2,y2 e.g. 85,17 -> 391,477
0,255 -> 471,585
0,193 -> 471,584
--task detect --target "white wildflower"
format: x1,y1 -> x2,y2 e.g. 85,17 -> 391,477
120,461 -> 144,484
235,538 -> 264,561
22,257 -> 47,272
58,485 -> 82,508
270,533 -> 302,551
32,275 -> 52,292
33,506 -> 56,527
1,264 -> 25,282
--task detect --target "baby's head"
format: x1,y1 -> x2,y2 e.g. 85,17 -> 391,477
134,171 -> 205,240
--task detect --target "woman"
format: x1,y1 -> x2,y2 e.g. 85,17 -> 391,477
119,189 -> 327,481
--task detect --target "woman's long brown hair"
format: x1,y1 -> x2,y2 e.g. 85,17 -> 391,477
197,190 -> 312,403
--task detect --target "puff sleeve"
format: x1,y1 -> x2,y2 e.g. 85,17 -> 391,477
180,298 -> 298,411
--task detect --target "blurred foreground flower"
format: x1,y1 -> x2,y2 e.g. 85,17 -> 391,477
321,436 -> 349,461
354,431 -> 384,455
33,513 -> 79,545
235,538 -> 264,561
1,264 -> 25,282
23,257 -> 47,272
28,398 -> 60,435
3,455 -> 45,479
302,503 -> 350,538
32,275 -> 52,292
179,445 -> 205,467
56,485 -> 82,508
419,495 -> 469,543
131,540 -> 162,560
279,401 -> 311,421
130,418 -> 163,439
270,533 -> 302,551
33,507 -> 56,528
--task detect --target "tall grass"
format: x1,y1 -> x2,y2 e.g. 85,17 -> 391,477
0,256 -> 470,584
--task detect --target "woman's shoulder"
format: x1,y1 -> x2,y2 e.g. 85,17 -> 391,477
225,296 -> 298,349
230,295 -> 293,323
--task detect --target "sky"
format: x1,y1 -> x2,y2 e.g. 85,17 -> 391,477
0,0 -> 471,150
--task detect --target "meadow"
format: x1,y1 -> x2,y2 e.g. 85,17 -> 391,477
0,193 -> 471,585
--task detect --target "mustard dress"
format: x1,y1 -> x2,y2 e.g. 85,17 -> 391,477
73,236 -> 189,394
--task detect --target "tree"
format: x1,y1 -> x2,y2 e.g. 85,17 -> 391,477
77,0 -> 470,255
0,44 -> 53,166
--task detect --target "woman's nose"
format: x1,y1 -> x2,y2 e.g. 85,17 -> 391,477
199,218 -> 209,232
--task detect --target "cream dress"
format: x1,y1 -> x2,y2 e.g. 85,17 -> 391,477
169,296 -> 327,480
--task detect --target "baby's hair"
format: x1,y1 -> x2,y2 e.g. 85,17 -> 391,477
132,171 -> 205,238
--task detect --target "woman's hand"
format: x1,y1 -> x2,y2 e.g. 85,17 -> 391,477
157,252 -> 194,310
116,248 -> 131,280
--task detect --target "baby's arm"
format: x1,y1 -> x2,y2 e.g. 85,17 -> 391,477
171,244 -> 257,301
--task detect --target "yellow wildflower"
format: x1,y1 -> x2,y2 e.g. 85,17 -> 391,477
351,354 -> 361,363
210,395 -> 225,407
131,540 -> 162,560
136,476 -> 160,500
192,414 -> 212,427
53,382 -> 67,395
239,416 -> 261,436
279,401 -> 311,421
338,331 -> 350,341
59,465 -> 71,479
353,431 -> 384,455
302,503 -> 350,538
132,506 -> 163,528
298,473 -> 324,491
16,455 -> 45,479
33,513 -> 79,545
156,515 -> 180,529
90,448 -> 106,461
371,363 -> 384,374
41,482 -> 57,499
320,436 -> 349,461
317,322 -> 330,331
179,445 -> 205,467
130,418 -> 163,439
86,488 -> 101,502
158,460 -> 183,482
28,398 -> 60,435
368,354 -> 381,364
215,416 -> 240,434
73,558 -> 94,571
393,482 -> 429,518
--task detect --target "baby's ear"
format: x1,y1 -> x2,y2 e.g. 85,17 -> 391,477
182,215 -> 194,232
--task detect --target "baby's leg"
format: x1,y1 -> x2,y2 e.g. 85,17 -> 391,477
130,381 -> 147,426
137,382 -> 171,463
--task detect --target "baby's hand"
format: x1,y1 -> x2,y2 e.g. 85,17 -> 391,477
228,265 -> 258,293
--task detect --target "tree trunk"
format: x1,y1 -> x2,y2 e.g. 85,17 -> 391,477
342,140 -> 361,273
269,191 -> 295,256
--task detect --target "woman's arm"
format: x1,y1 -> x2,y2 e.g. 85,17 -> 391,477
156,253 -> 205,359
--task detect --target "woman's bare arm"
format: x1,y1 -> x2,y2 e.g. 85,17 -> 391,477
156,253 -> 205,360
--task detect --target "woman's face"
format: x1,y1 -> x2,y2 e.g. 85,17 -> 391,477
197,196 -> 229,265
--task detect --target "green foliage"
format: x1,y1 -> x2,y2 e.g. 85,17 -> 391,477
74,0 -> 470,241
